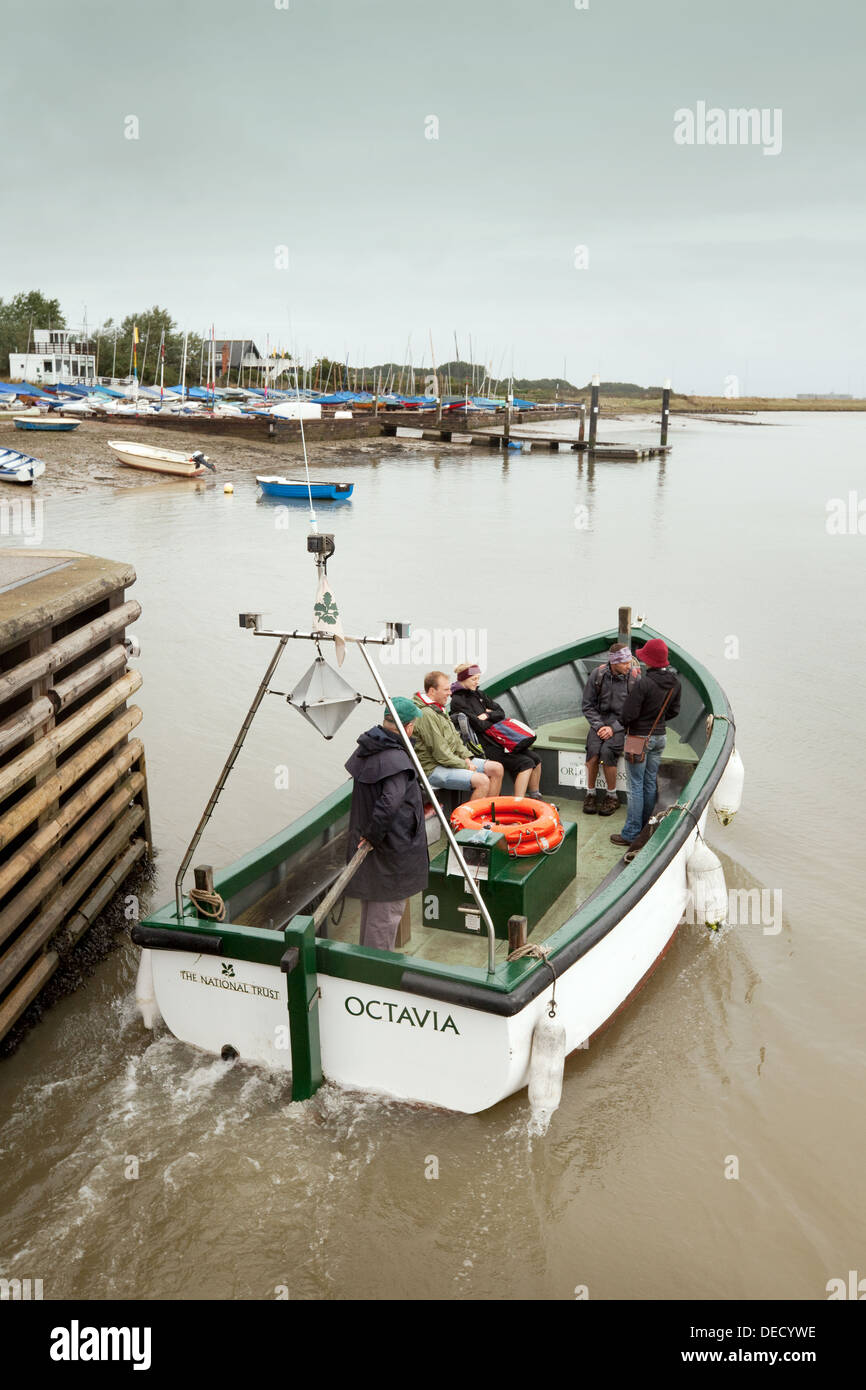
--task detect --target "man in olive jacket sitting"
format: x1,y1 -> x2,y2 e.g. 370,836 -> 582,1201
344,697 -> 430,951
412,670 -> 503,801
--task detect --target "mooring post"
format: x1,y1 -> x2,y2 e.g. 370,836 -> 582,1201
281,914 -> 323,1102
589,374 -> 600,449
508,914 -> 528,953
435,395 -> 443,424
618,605 -> 632,648
578,402 -> 586,443
504,395 -> 511,445
660,378 -> 671,445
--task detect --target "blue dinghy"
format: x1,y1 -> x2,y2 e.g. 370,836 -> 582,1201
256,476 -> 354,501
13,415 -> 80,432
0,448 -> 46,485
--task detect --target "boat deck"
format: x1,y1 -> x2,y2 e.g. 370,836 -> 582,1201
234,786 -> 676,970
325,793 -> 629,967
231,703 -> 700,970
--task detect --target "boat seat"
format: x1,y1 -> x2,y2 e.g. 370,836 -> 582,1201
535,717 -> 699,763
234,834 -> 349,931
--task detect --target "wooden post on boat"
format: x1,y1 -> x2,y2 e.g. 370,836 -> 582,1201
396,902 -> 412,948
508,914 -> 527,953
588,375 -> 600,449
660,379 -> 671,445
281,914 -> 323,1102
618,606 -> 632,648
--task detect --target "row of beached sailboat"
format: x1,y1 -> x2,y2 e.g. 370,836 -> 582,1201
0,380 -> 537,422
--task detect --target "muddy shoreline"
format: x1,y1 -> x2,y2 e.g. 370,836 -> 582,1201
0,417 -> 396,500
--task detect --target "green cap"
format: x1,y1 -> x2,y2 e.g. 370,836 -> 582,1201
386,696 -> 417,727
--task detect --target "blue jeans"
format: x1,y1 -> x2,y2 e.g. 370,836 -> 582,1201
622,734 -> 666,841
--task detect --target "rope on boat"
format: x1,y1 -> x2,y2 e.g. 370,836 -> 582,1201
188,888 -> 227,921
506,942 -> 558,1016
622,800 -> 700,863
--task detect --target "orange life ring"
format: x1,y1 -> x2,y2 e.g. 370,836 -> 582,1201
450,796 -> 564,856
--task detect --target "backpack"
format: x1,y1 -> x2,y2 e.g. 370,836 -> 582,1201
483,717 -> 537,754
454,712 -> 485,758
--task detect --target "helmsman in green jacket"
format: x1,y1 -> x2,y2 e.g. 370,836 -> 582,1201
412,670 -> 503,802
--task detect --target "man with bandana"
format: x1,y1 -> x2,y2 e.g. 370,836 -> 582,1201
581,643 -> 641,815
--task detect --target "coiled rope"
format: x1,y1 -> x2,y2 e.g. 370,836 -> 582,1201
188,888 -> 227,921
506,942 -> 558,1015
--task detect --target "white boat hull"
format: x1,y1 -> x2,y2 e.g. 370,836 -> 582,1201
108,440 -> 207,477
148,819 -> 698,1113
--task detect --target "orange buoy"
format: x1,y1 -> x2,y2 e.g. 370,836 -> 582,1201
450,796 -> 564,856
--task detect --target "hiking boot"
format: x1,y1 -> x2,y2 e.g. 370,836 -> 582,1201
583,792 -> 599,815
599,794 -> 619,816
609,833 -> 633,846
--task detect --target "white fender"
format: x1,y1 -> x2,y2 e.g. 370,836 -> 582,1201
135,948 -> 161,1029
527,1005 -> 566,1135
686,838 -> 728,928
712,747 -> 745,826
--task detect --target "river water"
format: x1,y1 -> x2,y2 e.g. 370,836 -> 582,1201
0,411 -> 862,1300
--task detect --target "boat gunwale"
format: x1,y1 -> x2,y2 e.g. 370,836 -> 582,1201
142,624 -> 735,1005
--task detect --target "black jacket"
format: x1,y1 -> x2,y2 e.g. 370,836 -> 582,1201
581,663 -> 641,734
620,667 -> 682,736
449,686 -> 505,747
344,727 -> 428,900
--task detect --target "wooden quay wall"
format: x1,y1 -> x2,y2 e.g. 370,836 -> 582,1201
0,549 -> 150,1047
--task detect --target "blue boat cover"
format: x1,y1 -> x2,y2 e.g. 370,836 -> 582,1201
0,381 -> 51,398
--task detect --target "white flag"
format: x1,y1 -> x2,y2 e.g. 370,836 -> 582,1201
313,571 -> 346,665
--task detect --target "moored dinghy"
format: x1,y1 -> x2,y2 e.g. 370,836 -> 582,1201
108,440 -> 215,478
134,541 -> 742,1117
14,415 -> 80,432
0,448 -> 46,485
257,476 -> 354,500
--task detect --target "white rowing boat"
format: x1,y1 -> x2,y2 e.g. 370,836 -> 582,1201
107,440 -> 214,478
0,448 -> 46,484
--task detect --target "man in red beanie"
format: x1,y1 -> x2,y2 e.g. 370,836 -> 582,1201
610,638 -> 681,847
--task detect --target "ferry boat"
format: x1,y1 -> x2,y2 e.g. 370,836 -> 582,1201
134,537 -> 742,1117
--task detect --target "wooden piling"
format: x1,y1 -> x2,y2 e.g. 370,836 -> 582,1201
660,379 -> 671,446
0,550 -> 149,1046
589,375 -> 600,448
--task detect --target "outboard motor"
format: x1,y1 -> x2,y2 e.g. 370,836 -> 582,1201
191,451 -> 215,471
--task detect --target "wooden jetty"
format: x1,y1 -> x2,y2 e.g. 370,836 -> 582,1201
0,549 -> 150,1047
381,387 -> 673,459
380,421 -> 671,460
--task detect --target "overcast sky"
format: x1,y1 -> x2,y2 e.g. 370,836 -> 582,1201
2,0 -> 864,394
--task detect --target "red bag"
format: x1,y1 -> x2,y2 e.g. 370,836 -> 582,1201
484,718 -> 537,754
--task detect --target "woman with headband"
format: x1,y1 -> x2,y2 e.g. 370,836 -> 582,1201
449,663 -> 544,799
